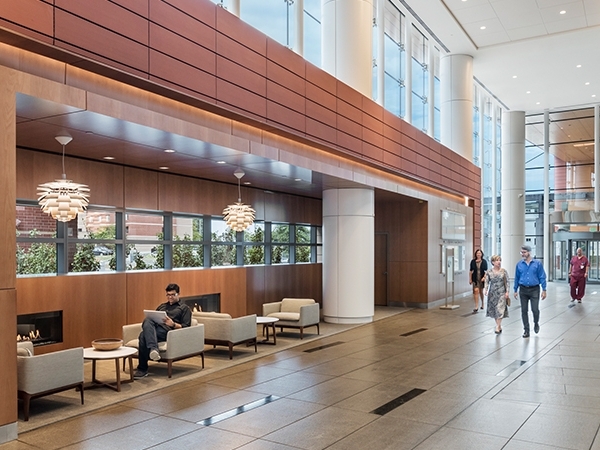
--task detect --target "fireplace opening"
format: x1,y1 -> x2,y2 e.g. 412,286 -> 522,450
17,311 -> 63,346
181,293 -> 220,313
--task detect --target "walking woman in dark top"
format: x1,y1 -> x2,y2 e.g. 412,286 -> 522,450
469,249 -> 488,313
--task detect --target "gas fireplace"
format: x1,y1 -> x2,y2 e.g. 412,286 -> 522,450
17,311 -> 63,346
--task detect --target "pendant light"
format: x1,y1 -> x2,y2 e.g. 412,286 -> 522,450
37,135 -> 90,222
223,168 -> 255,232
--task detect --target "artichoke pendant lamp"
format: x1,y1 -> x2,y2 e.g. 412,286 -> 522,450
223,168 -> 255,232
37,135 -> 90,222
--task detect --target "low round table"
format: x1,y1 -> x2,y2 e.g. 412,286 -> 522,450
83,346 -> 137,392
256,316 -> 279,345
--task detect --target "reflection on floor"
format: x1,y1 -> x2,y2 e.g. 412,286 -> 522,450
5,282 -> 600,449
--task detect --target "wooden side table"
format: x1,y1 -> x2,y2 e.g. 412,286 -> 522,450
83,346 -> 137,392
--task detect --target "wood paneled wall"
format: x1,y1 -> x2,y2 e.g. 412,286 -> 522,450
0,0 -> 481,208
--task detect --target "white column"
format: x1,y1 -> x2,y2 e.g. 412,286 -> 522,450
500,111 -> 526,274
322,0 -> 374,97
491,105 -> 498,255
229,0 -> 240,17
323,188 -> 374,323
294,0 -> 304,56
543,109 -> 550,279
440,54 -> 473,161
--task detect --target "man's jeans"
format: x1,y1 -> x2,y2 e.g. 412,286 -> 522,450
519,285 -> 540,333
137,318 -> 168,371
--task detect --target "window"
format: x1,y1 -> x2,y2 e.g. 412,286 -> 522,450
304,0 -> 321,67
410,25 -> 428,132
383,3 -> 406,118
241,0 -> 292,48
16,203 -> 321,275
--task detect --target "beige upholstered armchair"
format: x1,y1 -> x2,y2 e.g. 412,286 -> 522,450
16,341 -> 84,421
192,312 -> 257,359
122,320 -> 205,378
262,298 -> 320,339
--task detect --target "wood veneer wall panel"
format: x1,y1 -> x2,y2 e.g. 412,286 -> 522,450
17,150 -> 126,208
124,167 -> 159,210
54,9 -> 149,74
15,274 -> 127,354
126,268 -> 247,321
0,0 -> 53,45
246,264 -> 322,315
0,289 -> 17,425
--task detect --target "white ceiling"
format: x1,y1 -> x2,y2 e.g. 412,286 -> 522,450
410,0 -> 600,113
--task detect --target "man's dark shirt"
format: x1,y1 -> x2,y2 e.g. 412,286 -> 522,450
156,300 -> 191,330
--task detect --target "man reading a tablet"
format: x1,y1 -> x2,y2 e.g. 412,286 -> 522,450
134,283 -> 191,378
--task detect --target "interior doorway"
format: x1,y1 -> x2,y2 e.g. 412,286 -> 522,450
375,233 -> 388,306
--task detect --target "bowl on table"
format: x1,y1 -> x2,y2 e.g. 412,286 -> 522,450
91,338 -> 123,351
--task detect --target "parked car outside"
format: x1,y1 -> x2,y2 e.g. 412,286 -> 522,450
93,245 -> 113,256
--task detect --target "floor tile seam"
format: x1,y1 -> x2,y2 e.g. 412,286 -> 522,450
483,336 -> 566,401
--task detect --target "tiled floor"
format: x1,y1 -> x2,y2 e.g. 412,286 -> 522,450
5,281 -> 600,449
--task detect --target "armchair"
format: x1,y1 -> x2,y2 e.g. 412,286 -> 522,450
192,312 -> 257,359
122,320 -> 204,378
262,298 -> 320,339
17,341 -> 84,421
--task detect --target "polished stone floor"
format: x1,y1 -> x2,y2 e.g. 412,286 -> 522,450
4,281 -> 600,449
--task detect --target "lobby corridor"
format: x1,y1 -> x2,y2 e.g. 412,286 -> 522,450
5,281 -> 600,449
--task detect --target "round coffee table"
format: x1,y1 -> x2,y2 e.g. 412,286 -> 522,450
83,346 -> 137,392
256,316 -> 279,344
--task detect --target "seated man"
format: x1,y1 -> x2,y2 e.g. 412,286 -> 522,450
134,283 -> 191,378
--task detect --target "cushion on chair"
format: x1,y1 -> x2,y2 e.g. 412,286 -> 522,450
280,298 -> 315,313
193,312 -> 232,319
268,312 -> 301,321
17,347 -> 32,357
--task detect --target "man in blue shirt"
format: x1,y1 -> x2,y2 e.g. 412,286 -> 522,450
514,245 -> 547,338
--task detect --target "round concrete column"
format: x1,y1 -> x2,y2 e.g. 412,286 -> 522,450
500,110 -> 526,273
440,54 -> 473,161
323,188 -> 374,323
322,0 -> 373,97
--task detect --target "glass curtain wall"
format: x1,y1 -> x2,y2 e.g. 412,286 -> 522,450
526,108 -> 595,280
410,25 -> 429,133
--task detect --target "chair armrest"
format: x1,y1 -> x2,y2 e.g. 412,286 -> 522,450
17,347 -> 84,394
122,323 -> 142,346
163,324 -> 204,359
298,303 -> 320,326
230,315 -> 257,342
262,302 -> 282,316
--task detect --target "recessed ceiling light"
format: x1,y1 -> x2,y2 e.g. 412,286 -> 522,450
164,149 -> 175,153
217,161 -> 226,164
560,10 -> 566,14
585,82 -> 590,85
102,156 -> 115,160
159,166 -> 169,170
536,102 -> 540,105
243,181 -> 251,185
295,178 -> 302,182
593,94 -> 597,98
576,64 -> 582,68
512,75 -> 517,79
480,26 -> 486,30
526,91 -> 531,94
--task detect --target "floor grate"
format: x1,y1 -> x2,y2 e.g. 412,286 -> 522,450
303,341 -> 345,353
197,395 -> 280,425
400,328 -> 427,337
371,388 -> 426,415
